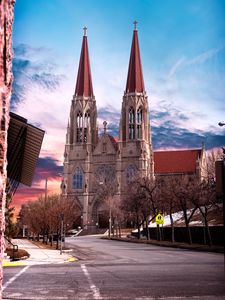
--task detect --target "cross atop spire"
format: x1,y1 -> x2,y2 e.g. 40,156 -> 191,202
125,24 -> 145,94
133,20 -> 137,30
75,30 -> 94,97
83,26 -> 87,36
103,121 -> 107,134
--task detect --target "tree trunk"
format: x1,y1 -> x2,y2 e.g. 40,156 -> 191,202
145,217 -> 150,240
157,224 -> 161,241
136,215 -> 140,239
50,234 -> 53,247
199,206 -> 212,246
161,225 -> 164,241
56,231 -> 59,250
169,212 -> 175,243
205,216 -> 212,246
184,211 -> 192,244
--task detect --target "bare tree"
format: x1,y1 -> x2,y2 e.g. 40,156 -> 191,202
172,175 -> 200,244
17,194 -> 80,248
157,177 -> 179,243
121,179 -> 145,239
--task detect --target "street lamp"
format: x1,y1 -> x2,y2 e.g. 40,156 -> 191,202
217,120 -> 225,252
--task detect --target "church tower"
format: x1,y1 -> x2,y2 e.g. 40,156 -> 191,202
62,28 -> 98,229
117,22 -> 154,195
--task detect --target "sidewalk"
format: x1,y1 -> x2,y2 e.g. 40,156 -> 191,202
3,238 -> 77,267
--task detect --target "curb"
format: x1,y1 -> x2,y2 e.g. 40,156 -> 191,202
3,261 -> 26,267
101,236 -> 224,253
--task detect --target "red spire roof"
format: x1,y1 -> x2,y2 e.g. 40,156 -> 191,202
75,30 -> 94,97
125,27 -> 145,93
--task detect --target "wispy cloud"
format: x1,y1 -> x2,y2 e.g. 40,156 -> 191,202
169,45 -> 225,77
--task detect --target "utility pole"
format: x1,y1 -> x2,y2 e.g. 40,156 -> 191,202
44,178 -> 48,243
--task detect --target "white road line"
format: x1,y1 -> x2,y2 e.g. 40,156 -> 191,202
80,264 -> 101,300
3,265 -> 30,291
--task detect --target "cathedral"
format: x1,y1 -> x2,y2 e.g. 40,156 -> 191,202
62,24 -> 205,231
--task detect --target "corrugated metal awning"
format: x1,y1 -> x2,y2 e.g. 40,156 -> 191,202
7,112 -> 45,190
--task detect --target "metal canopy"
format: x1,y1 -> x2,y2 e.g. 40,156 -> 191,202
7,112 -> 45,191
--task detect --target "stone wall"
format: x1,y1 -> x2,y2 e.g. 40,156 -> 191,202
0,0 -> 15,294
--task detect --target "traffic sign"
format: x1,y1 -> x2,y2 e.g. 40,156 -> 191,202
155,213 -> 164,225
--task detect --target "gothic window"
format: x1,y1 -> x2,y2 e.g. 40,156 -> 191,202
73,167 -> 83,189
76,112 -> 83,142
137,107 -> 142,139
95,165 -> 116,185
83,112 -> 90,143
84,112 -> 90,127
129,107 -> 135,140
126,164 -> 138,183
103,142 -> 107,153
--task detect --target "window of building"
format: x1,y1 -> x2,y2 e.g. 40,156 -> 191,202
126,164 -> 137,183
73,167 -> 83,189
84,112 -> 90,127
137,107 -> 142,139
129,107 -> 135,140
83,112 -> 90,143
103,142 -> 107,153
76,112 -> 83,142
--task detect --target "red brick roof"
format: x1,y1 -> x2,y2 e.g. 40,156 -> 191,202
125,29 -> 145,93
75,35 -> 93,97
154,149 -> 202,174
108,135 -> 118,151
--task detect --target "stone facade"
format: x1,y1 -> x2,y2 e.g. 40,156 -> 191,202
62,28 -> 154,230
62,27 -> 206,231
0,0 -> 15,293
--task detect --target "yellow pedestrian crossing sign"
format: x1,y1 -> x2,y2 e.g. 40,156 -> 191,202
156,213 -> 164,225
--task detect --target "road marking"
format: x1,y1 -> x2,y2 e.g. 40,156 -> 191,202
81,264 -> 101,299
67,257 -> 77,262
3,265 -> 30,291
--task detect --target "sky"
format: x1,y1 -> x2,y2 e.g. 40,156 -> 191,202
11,0 -> 225,213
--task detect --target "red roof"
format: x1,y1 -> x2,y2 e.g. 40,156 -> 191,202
75,35 -> 93,97
154,149 -> 202,174
108,135 -> 118,151
125,29 -> 145,93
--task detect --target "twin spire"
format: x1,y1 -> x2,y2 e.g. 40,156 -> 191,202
74,22 -> 145,98
125,21 -> 145,93
75,27 -> 93,97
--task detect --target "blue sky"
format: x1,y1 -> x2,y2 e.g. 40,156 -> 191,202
12,0 -> 225,205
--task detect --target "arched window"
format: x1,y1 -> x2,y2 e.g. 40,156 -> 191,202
84,112 -> 90,127
84,112 -> 90,143
129,107 -> 135,140
137,107 -> 142,139
76,112 -> 82,142
126,164 -> 137,183
73,167 -> 83,189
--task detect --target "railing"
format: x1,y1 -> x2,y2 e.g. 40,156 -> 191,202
5,236 -> 18,261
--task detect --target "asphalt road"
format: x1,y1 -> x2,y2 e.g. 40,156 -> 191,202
3,235 -> 225,299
